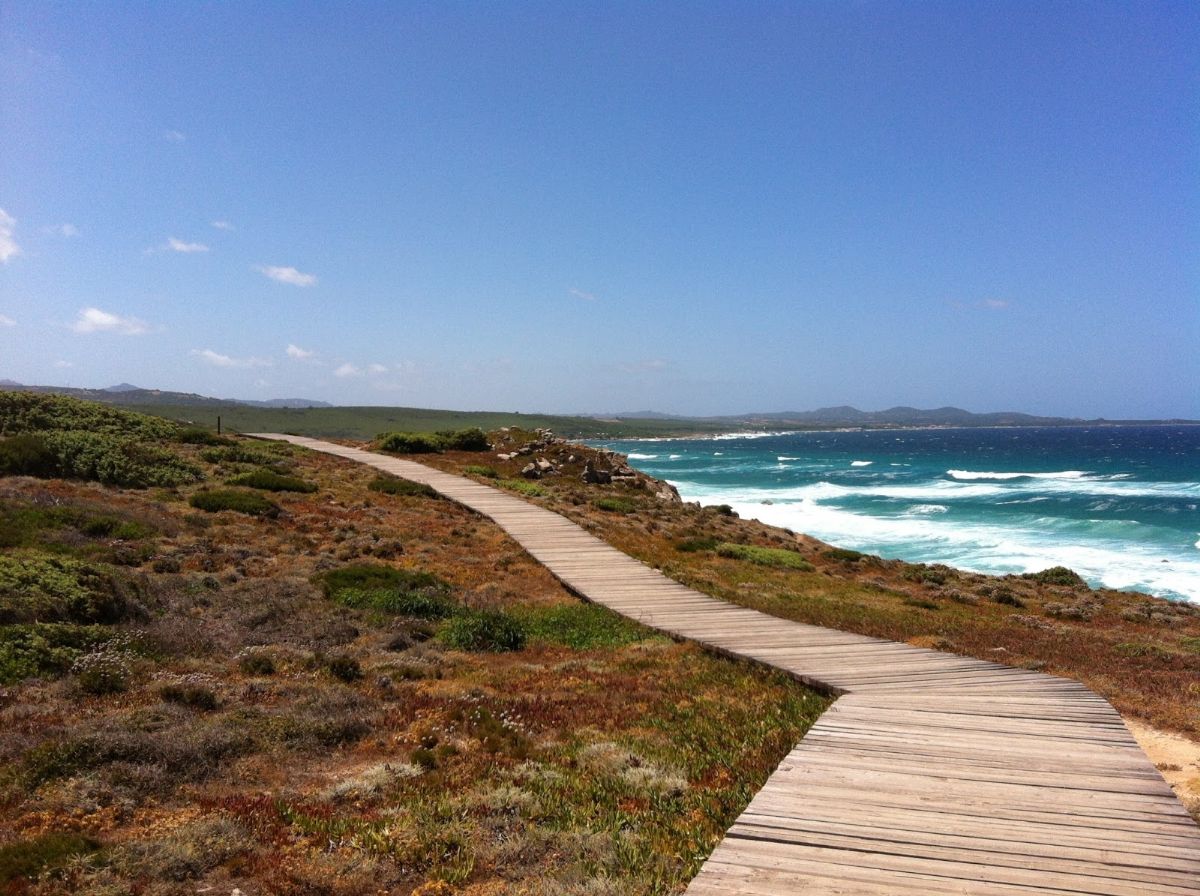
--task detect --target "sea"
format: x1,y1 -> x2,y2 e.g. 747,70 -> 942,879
594,425 -> 1200,604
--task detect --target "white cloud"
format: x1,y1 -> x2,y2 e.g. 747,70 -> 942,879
43,223 -> 78,238
257,265 -> 317,287
569,287 -> 597,301
368,363 -> 388,374
334,362 -> 361,378
54,360 -> 73,368
0,314 -> 14,327
190,348 -> 273,369
166,237 -> 209,253
0,209 -> 20,264
164,130 -> 186,142
286,343 -> 315,360
211,220 -> 234,231
71,307 -> 149,335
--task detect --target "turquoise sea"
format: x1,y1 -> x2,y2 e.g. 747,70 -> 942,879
596,425 -> 1200,604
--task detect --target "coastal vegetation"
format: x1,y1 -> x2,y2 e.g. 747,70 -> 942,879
0,392 -> 828,894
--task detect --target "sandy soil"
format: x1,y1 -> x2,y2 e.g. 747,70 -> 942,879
1127,719 -> 1200,820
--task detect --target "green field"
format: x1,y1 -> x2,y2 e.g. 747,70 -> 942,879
114,402 -> 749,440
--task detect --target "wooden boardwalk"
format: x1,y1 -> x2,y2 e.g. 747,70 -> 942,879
255,435 -> 1200,895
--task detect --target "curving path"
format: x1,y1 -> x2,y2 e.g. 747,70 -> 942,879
254,434 -> 1200,895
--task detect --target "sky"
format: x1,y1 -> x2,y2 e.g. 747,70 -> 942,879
1,1 -> 1197,418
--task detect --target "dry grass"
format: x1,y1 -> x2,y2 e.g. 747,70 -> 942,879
0,430 -> 828,894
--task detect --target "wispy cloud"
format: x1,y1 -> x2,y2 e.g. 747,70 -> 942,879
164,130 -> 186,142
211,220 -> 234,231
190,348 -> 273,369
167,237 -> 209,253
257,265 -> 317,287
333,362 -> 361,378
0,314 -> 14,327
54,360 -> 73,368
71,307 -> 149,335
43,223 -> 78,238
368,363 -> 388,374
617,359 -> 668,374
569,287 -> 597,302
0,209 -> 21,264
286,343 -> 315,360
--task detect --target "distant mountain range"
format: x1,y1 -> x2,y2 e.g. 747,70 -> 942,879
1,380 -> 1192,430
0,381 -> 331,410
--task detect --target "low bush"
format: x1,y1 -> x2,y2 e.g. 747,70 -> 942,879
675,536 -> 720,553
0,504 -> 154,549
320,564 -> 455,619
227,469 -> 317,493
0,831 -> 102,883
0,554 -> 141,625
0,391 -> 178,439
159,682 -> 219,710
715,543 -> 814,571
326,653 -> 363,682
199,444 -> 289,467
176,427 -> 234,446
72,647 -> 133,695
0,434 -> 60,477
520,603 -> 646,649
0,623 -> 113,683
376,428 -> 490,455
713,504 -> 738,517
188,490 -> 279,517
376,432 -> 445,454
990,588 -> 1025,608
463,465 -> 499,479
237,649 -> 276,676
368,475 -> 439,498
437,428 -> 490,451
438,609 -> 526,652
2,431 -> 203,488
593,497 -> 635,514
825,547 -> 865,563
498,479 -> 545,497
1023,566 -> 1087,587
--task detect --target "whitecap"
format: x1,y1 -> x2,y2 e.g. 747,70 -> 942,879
778,456 -> 801,461
668,454 -> 682,459
947,469 -> 1088,481
908,504 -> 949,515
627,453 -> 658,460
851,460 -> 874,467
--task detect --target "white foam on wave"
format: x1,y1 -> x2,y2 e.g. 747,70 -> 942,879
947,469 -> 1088,481
667,478 -> 1200,602
668,454 -> 682,459
627,453 -> 658,460
778,456 -> 801,461
908,504 -> 949,515
851,460 -> 874,467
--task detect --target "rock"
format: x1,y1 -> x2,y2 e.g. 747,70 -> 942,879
581,460 -> 611,484
521,463 -> 541,479
536,458 -> 554,473
496,453 -> 513,461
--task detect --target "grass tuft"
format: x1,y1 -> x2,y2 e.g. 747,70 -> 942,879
715,542 -> 814,571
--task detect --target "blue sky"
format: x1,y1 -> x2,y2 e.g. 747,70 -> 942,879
1,2 -> 1196,418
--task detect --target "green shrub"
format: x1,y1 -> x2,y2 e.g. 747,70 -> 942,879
376,432 -> 445,454
0,831 -> 101,883
498,479 -> 545,497
0,434 -> 60,477
438,610 -> 526,652
825,547 -> 865,563
437,428 -> 490,451
37,431 -> 203,488
0,623 -> 113,684
1023,566 -> 1087,587
674,536 -> 720,553
0,504 -> 151,549
320,564 -> 455,618
227,469 -> 317,493
520,603 -> 646,650
368,475 -> 439,498
1181,636 -> 1200,654
902,597 -> 941,611
712,504 -> 738,517
176,427 -> 234,446
0,391 -> 179,439
463,465 -> 499,479
715,543 -> 814,571
188,490 -> 279,517
0,554 -> 140,625
238,649 -> 276,676
991,588 -> 1025,607
593,497 -> 635,514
